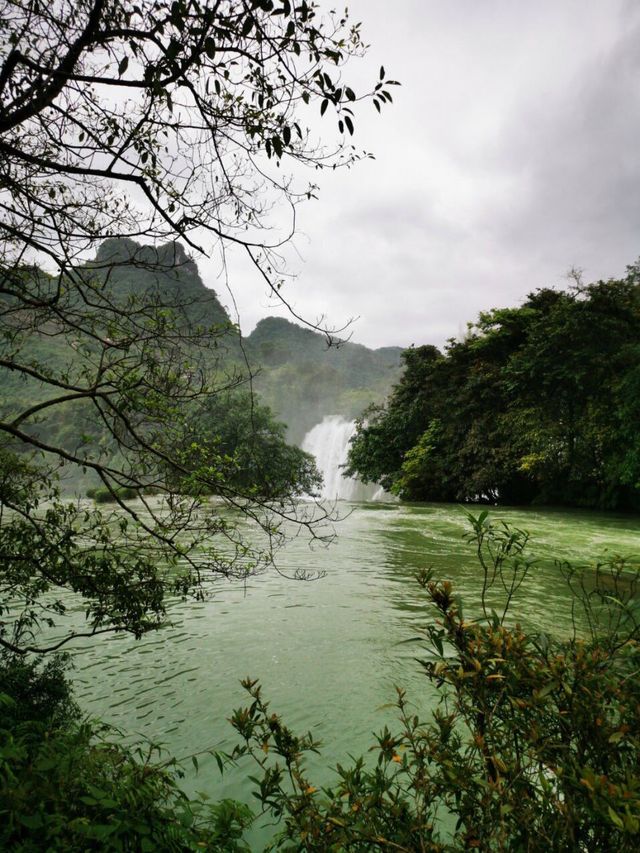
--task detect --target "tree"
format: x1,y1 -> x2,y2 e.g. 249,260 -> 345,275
0,0 -> 396,292
0,0 -> 396,654
344,346 -> 442,493
163,388 -> 322,499
347,270 -> 640,509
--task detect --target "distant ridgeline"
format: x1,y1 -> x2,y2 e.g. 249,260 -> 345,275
245,317 -> 403,444
92,240 -> 404,446
2,238 -> 402,491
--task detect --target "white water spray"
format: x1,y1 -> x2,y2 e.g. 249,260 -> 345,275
301,415 -> 389,501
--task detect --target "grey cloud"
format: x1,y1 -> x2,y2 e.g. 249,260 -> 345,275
495,13 -> 640,279
202,0 -> 640,349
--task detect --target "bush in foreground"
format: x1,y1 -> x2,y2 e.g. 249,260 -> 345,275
0,654 -> 251,851
231,514 -> 640,851
2,516 -> 639,851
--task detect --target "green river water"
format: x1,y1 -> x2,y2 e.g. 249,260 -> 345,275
68,500 -> 640,843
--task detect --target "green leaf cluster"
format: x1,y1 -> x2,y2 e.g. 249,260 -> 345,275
161,389 -> 322,500
0,653 -> 252,851
348,268 -> 640,510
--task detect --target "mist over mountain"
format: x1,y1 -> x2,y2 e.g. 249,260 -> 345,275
244,317 -> 402,443
92,239 -> 403,443
3,240 -> 403,486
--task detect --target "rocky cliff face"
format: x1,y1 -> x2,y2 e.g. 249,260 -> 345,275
90,238 -> 232,331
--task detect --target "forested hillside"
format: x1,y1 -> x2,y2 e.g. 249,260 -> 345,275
2,239 -> 241,490
92,238 -> 231,330
347,267 -> 640,511
245,317 -> 403,443
2,239 -> 402,492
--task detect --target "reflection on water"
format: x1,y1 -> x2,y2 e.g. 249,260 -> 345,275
69,501 -> 640,831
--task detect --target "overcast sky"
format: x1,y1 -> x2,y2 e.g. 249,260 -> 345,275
201,0 -> 640,350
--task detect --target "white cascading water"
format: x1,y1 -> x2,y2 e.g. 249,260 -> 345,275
301,415 -> 386,501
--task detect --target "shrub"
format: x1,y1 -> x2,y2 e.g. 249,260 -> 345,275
0,652 -> 79,730
230,514 -> 640,851
0,654 -> 252,851
86,486 -> 138,503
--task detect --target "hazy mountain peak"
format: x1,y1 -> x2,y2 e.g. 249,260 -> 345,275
92,238 -> 230,329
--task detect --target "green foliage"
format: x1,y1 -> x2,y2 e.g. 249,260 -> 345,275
1,725 -> 251,852
0,448 -> 186,654
0,654 -> 253,852
245,317 -> 403,444
345,345 -> 450,496
2,0 -> 396,271
0,652 -> 79,730
163,390 -> 322,500
348,269 -> 640,510
86,486 -> 137,503
93,240 -> 232,333
230,516 -> 640,851
393,418 -> 449,499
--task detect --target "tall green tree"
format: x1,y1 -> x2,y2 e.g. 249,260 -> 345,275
348,268 -> 640,510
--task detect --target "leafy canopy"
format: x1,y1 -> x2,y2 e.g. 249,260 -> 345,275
347,269 -> 640,510
0,0 -> 396,654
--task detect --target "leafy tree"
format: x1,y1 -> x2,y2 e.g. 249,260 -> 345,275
163,389 -> 322,499
348,269 -> 640,510
503,276 -> 640,506
0,0 -> 397,295
344,346 -> 442,493
0,0 -> 396,653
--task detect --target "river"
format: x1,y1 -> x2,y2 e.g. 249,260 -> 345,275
67,499 -> 640,842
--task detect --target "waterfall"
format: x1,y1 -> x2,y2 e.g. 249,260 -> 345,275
301,415 -> 386,501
